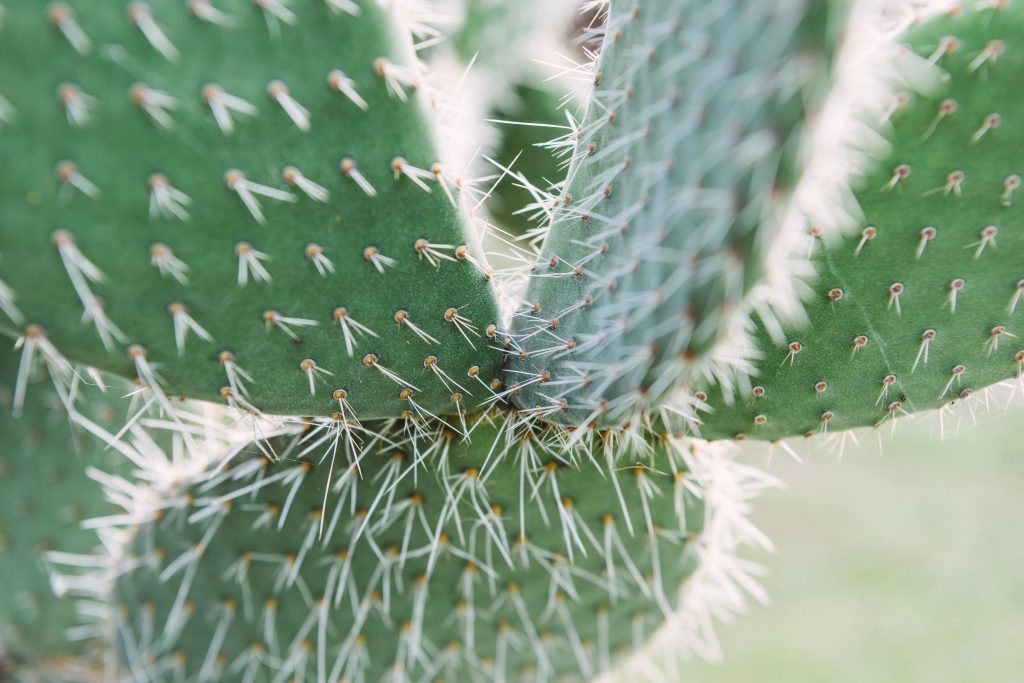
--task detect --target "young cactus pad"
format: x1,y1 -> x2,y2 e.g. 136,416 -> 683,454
0,1 -> 503,419
698,3 -> 1024,441
0,348 -> 118,677
108,419 -> 748,682
508,0 -> 835,427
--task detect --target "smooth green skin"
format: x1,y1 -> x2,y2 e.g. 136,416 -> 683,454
700,5 -> 1024,441
0,0 -> 503,419
114,422 -> 704,681
509,0 -> 833,426
0,352 -> 118,676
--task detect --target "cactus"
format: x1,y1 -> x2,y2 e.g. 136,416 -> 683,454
507,0 -> 839,428
1,1 -> 1023,682
697,2 -> 1024,440
0,0 -> 504,418
108,419 -> 769,681
0,347 -> 120,680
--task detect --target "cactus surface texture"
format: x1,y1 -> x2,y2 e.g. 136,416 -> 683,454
699,3 -> 1024,440
0,1 -> 1023,682
0,348 -> 117,680
509,0 -> 835,427
0,0 -> 503,419
112,421 -> 728,681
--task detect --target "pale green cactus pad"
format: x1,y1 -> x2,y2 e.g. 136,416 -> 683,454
699,3 -> 1024,441
507,0 -> 836,428
0,0 -> 503,420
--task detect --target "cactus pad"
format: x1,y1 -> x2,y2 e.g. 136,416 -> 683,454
0,0 -> 503,419
700,3 -> 1024,441
107,415 -> 772,682
0,350 -> 117,679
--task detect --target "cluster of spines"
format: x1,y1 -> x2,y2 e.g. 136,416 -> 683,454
0,350 -> 130,678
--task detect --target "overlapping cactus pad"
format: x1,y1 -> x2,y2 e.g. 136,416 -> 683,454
700,3 -> 1024,440
112,418 -> 726,682
0,348 -> 119,677
3,1 -> 1024,682
0,0 -> 503,419
508,0 -> 835,427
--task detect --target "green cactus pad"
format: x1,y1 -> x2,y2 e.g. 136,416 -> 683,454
0,0 -> 502,420
700,3 -> 1024,441
110,417 -> 733,682
0,350 -> 119,678
507,0 -> 835,427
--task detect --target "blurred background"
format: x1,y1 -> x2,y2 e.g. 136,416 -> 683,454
691,409 -> 1024,682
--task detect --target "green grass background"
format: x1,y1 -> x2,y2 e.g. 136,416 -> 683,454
691,408 -> 1024,682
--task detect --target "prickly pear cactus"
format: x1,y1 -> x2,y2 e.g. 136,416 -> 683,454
0,349 -> 116,679
4,1 -> 1024,683
508,0 -> 836,427
106,418 -> 766,682
699,2 -> 1024,440
0,0 -> 503,419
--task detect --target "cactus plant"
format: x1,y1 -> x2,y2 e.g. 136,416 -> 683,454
508,0 -> 839,427
1,0 -> 1023,682
696,3 -> 1024,441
